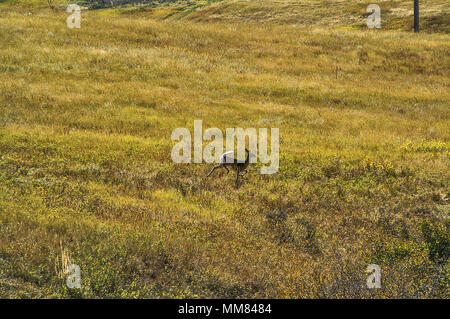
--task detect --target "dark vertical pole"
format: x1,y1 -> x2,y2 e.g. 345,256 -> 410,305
414,0 -> 419,33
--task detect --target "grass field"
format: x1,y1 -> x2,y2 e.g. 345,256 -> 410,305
0,0 -> 449,298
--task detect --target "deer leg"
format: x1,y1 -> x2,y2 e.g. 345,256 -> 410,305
207,165 -> 221,177
235,168 -> 240,188
225,166 -> 230,174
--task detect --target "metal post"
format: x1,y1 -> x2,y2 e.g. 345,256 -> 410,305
414,0 -> 419,33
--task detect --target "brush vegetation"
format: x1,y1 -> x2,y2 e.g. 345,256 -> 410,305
0,0 -> 449,298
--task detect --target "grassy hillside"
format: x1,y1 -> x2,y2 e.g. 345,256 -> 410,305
3,1 -> 449,32
0,2 -> 449,298
188,0 -> 450,33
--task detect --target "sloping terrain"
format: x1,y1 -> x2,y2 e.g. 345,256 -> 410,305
187,0 -> 449,32
3,0 -> 448,32
0,0 -> 448,298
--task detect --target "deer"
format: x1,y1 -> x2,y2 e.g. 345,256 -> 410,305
207,149 -> 256,187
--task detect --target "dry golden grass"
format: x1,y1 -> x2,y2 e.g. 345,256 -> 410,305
188,0 -> 450,32
0,1 -> 448,298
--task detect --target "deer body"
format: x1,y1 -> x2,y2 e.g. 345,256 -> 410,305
207,149 -> 254,186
